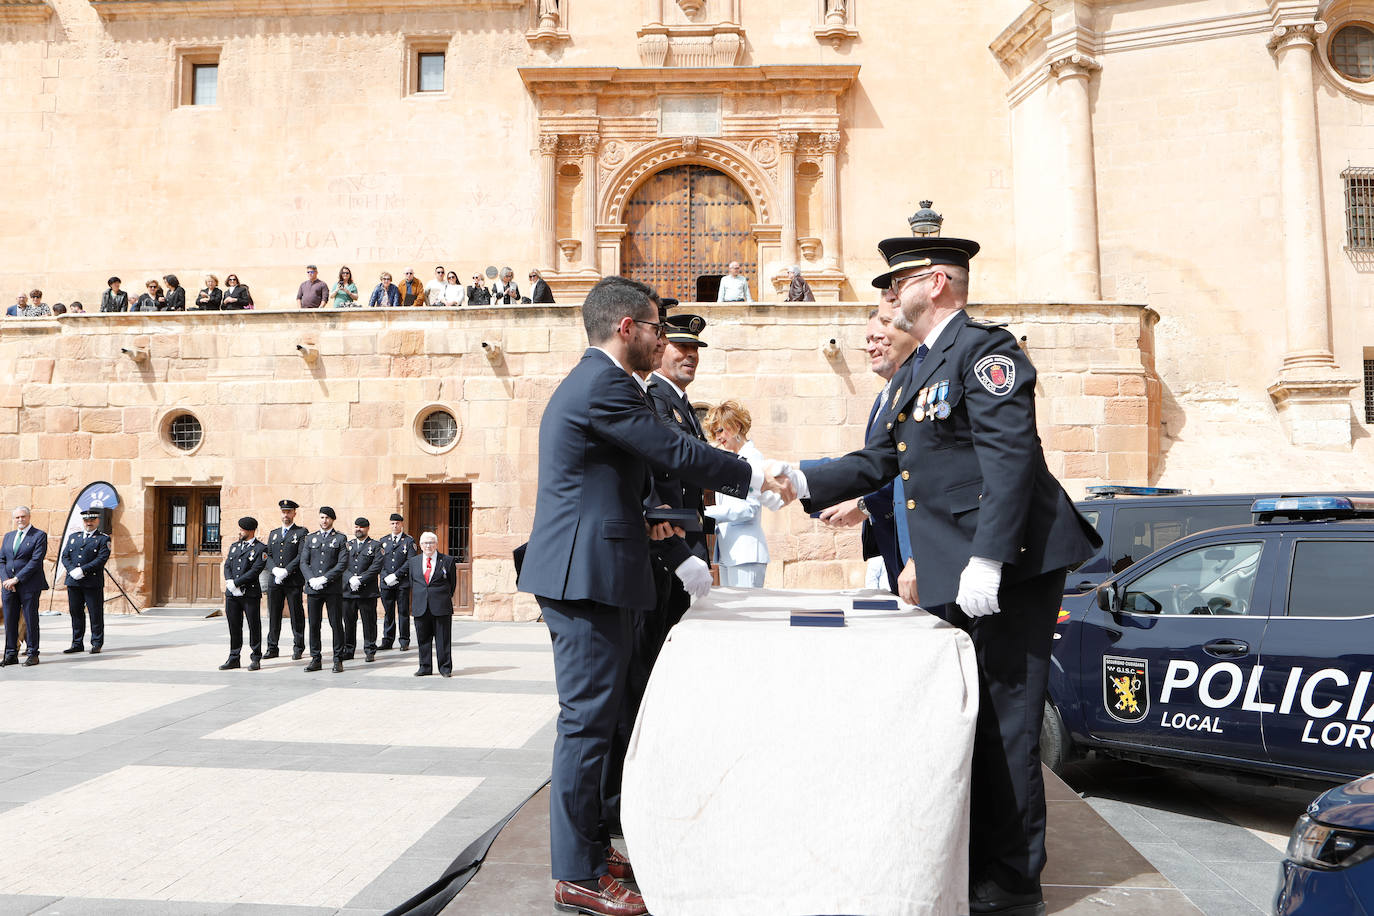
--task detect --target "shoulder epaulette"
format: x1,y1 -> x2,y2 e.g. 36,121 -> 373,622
966,317 -> 1007,330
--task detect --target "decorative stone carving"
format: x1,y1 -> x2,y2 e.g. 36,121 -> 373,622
579,133 -> 600,156
815,0 -> 857,49
600,139 -> 626,167
672,36 -> 715,67
527,0 -> 569,49
799,237 -> 822,260
749,137 -> 777,166
778,132 -> 799,153
638,32 -> 669,66
677,0 -> 702,15
1048,53 -> 1102,81
818,131 -> 841,152
712,32 -> 741,66
605,138 -> 774,224
558,238 -> 581,262
1268,21 -> 1326,55
825,0 -> 846,23
539,133 -> 559,154
681,136 -> 699,154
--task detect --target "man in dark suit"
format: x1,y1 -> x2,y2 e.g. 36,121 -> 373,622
518,275 -> 788,916
788,236 -> 1101,916
378,513 -> 416,650
60,508 -> 112,655
406,531 -> 457,677
295,506 -> 349,673
530,269 -> 556,303
220,516 -> 268,670
341,517 -> 384,663
265,498 -> 309,660
1,506 -> 49,666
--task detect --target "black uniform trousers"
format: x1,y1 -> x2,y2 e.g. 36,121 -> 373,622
343,597 -> 378,656
266,584 -> 305,653
380,588 -> 410,646
412,612 -> 452,675
930,566 -> 1066,893
2,586 -> 40,659
225,595 -> 262,661
67,585 -> 104,649
540,595 -> 633,881
305,592 -> 344,662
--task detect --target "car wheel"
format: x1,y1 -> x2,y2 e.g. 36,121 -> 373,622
1041,700 -> 1074,773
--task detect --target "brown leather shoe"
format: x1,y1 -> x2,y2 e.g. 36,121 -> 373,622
605,846 -> 634,884
553,875 -> 647,916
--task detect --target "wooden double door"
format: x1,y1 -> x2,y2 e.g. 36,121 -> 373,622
407,484 -> 473,614
622,164 -> 757,303
154,487 -> 222,606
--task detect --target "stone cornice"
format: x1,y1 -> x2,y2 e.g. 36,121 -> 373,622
518,65 -> 861,94
0,0 -> 52,22
91,0 -> 519,20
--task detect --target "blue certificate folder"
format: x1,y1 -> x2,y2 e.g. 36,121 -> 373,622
853,598 -> 899,611
790,609 -> 846,627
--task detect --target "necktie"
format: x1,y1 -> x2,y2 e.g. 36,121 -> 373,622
915,344 -> 929,363
425,557 -> 432,584
14,529 -> 24,551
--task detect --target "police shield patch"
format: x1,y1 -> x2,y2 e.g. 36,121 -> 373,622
974,355 -> 1015,396
1103,655 -> 1149,723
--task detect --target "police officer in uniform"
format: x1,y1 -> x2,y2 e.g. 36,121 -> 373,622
60,508 -> 111,655
646,314 -> 713,565
220,517 -> 268,670
378,513 -> 416,650
341,517 -> 384,663
295,506 -> 349,673
791,235 -> 1101,916
265,499 -> 309,659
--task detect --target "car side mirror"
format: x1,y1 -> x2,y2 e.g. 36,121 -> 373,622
1096,583 -> 1119,614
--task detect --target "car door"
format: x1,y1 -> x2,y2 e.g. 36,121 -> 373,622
1258,533 -> 1374,780
1077,533 -> 1276,761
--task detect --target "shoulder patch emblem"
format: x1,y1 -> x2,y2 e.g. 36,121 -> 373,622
974,355 -> 1015,396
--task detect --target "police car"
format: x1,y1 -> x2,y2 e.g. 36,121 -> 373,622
1044,496 -> 1374,785
1275,771 -> 1374,915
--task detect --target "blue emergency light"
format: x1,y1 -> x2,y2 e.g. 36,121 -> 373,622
1252,496 -> 1374,522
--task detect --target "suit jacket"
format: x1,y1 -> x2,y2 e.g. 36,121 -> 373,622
0,527 -> 49,592
223,537 -> 268,598
646,372 -> 713,561
61,529 -> 111,589
518,348 -> 752,611
379,532 -> 417,592
196,287 -> 223,310
222,284 -> 251,310
267,524 -> 309,588
408,552 -> 457,616
342,536 -> 385,598
531,279 -> 555,303
803,311 -> 1100,606
705,440 -> 769,566
295,528 -> 349,595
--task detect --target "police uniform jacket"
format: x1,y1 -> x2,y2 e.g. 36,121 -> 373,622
267,524 -> 309,588
646,373 -> 713,560
295,528 -> 349,595
803,312 -> 1100,606
61,529 -> 111,589
223,538 -> 268,598
342,536 -> 385,598
379,532 -> 417,592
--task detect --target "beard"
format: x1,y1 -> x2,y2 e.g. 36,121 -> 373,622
627,334 -> 658,373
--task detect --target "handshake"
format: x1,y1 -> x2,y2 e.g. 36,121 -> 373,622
751,457 -> 806,509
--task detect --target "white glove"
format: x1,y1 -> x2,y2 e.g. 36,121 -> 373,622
763,460 -> 809,501
70,566 -> 84,581
223,579 -> 233,593
384,573 -> 399,587
759,490 -> 784,512
349,575 -> 362,592
272,567 -> 287,583
956,557 -> 1003,617
230,583 -> 243,597
308,576 -> 326,590
674,555 -> 713,601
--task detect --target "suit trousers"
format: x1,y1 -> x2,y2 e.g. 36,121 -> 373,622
540,596 -> 634,881
412,612 -> 452,675
305,592 -> 344,662
67,585 -> 105,648
932,567 -> 1066,893
225,595 -> 262,661
380,588 -> 411,646
343,596 -> 378,656
2,586 -> 40,659
266,584 -> 304,652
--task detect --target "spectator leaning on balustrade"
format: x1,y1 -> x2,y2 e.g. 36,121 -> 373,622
492,266 -> 520,304
296,265 -> 329,309
197,274 -> 222,311
68,301 -> 85,314
425,266 -> 448,307
530,269 -> 555,303
161,275 -> 186,311
222,274 -> 251,310
436,271 -> 464,307
101,277 -> 129,313
135,280 -> 161,312
398,268 -> 426,307
21,290 -> 51,317
332,267 -> 359,308
367,272 -> 401,308
467,274 -> 492,306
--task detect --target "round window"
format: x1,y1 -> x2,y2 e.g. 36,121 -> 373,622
420,409 -> 459,448
168,413 -> 203,451
1330,24 -> 1374,81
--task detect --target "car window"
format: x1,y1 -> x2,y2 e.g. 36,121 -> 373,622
1122,541 -> 1264,616
1108,505 -> 1252,573
1287,540 -> 1374,618
1065,510 -> 1102,572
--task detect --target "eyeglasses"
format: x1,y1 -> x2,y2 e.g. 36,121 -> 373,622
631,319 -> 667,338
888,269 -> 944,295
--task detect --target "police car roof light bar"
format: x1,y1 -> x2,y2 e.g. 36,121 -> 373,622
1084,485 -> 1189,499
1251,495 -> 1374,523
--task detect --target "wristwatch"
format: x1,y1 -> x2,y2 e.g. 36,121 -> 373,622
856,497 -> 871,520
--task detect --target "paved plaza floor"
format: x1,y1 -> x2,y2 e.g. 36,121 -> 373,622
0,607 -> 557,916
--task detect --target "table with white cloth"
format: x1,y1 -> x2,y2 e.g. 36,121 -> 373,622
622,586 -> 979,916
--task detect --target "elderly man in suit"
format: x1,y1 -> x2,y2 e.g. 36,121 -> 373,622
60,508 -> 112,654
518,275 -> 790,916
1,506 -> 49,666
406,531 -> 457,677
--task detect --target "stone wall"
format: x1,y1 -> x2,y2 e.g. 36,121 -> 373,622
0,300 -> 1158,617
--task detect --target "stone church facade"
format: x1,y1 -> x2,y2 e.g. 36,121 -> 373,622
2,0 -> 1374,615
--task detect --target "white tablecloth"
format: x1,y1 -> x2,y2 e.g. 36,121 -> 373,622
622,587 -> 979,916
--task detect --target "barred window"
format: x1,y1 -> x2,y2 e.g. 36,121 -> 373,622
1331,24 -> 1374,82
421,409 -> 458,447
1342,168 -> 1374,250
168,413 -> 203,451
1365,358 -> 1374,423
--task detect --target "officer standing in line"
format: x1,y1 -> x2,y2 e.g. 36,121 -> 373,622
295,506 -> 349,673
786,234 -> 1101,916
378,512 -> 416,650
646,314 -> 714,565
60,508 -> 111,655
219,517 -> 268,671
341,517 -> 384,663
265,499 -> 309,660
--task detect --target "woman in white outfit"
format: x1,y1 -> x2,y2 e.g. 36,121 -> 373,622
703,400 -> 769,587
